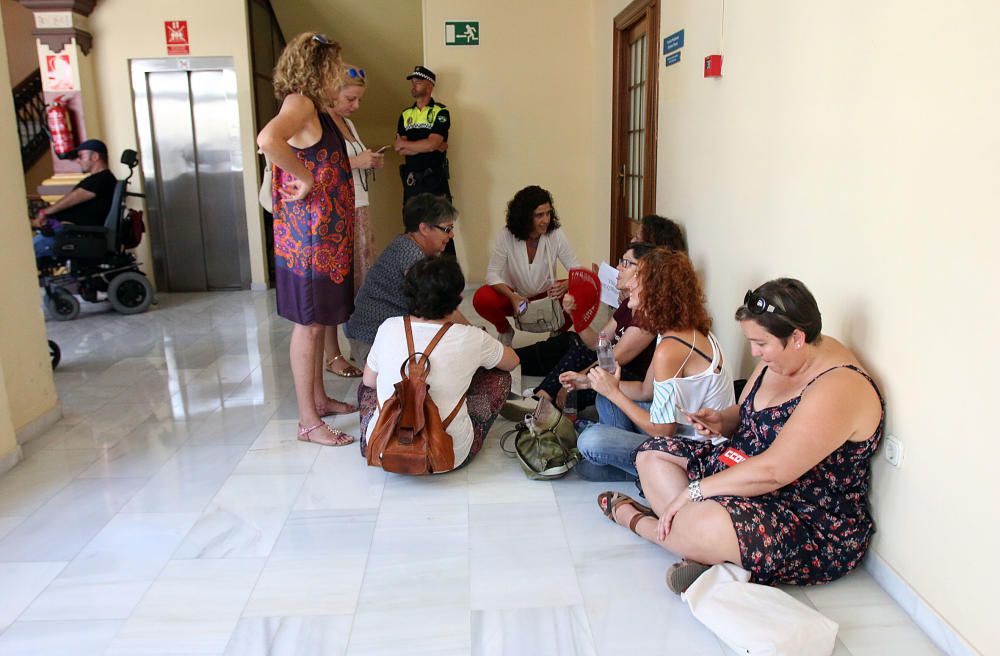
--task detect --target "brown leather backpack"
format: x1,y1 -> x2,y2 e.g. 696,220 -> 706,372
365,316 -> 466,475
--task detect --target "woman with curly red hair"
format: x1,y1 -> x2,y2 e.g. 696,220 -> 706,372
570,248 -> 734,481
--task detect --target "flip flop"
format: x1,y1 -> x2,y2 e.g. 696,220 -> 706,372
597,490 -> 657,534
297,422 -> 355,447
326,355 -> 363,377
315,398 -> 358,418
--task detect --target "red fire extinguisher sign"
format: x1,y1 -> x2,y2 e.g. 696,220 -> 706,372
165,21 -> 190,56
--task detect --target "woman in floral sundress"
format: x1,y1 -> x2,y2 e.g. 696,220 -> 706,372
598,278 -> 884,592
257,33 -> 358,447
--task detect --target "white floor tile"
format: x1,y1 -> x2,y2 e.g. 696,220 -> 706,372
0,619 -> 121,655
107,558 -> 265,655
224,615 -> 352,656
0,561 -> 67,629
21,512 -> 199,620
471,605 -> 597,656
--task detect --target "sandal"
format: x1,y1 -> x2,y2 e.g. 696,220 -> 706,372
325,355 -> 363,378
297,422 -> 355,447
315,397 -> 359,418
665,559 -> 711,595
597,491 -> 657,535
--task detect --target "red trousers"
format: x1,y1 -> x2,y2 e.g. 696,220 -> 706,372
472,284 -> 571,335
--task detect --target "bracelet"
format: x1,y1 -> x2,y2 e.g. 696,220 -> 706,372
687,479 -> 704,502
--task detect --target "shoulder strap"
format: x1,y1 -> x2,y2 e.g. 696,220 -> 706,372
442,392 -> 468,429
403,315 -> 416,358
421,322 -> 453,361
660,335 -> 712,363
344,117 -> 362,143
669,329 -> 698,379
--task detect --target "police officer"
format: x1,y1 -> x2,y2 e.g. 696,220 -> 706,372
394,65 -> 454,255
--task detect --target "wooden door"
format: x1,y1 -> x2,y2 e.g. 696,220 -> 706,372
610,0 -> 659,261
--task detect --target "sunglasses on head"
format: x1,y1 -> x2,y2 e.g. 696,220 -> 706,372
743,290 -> 784,316
312,34 -> 334,46
347,67 -> 366,80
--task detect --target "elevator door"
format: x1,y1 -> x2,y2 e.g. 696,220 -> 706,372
131,58 -> 251,291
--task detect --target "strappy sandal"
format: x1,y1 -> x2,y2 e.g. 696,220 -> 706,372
315,398 -> 359,418
325,355 -> 363,378
297,422 -> 355,447
665,559 -> 711,595
597,491 -> 657,535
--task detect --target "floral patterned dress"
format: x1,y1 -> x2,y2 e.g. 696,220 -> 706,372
272,111 -> 355,326
635,364 -> 885,585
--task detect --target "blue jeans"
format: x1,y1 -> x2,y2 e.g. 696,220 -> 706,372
576,396 -> 653,481
33,221 -> 63,258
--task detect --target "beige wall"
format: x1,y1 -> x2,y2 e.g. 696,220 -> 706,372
422,0 -> 601,279
88,0 -> 267,287
655,1 -> 998,652
271,0 -> 421,253
1,0 -> 37,85
0,10 -> 57,447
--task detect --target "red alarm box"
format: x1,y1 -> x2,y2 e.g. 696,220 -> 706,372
704,54 -> 723,77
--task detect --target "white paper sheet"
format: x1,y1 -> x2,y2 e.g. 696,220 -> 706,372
597,262 -> 620,308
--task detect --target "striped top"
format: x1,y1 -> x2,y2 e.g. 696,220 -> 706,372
649,331 -> 735,438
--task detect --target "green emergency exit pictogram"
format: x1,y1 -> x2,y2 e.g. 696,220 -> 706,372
445,21 -> 479,46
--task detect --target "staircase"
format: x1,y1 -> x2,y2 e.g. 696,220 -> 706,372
12,69 -> 49,168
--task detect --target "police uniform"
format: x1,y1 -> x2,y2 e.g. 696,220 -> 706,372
397,98 -> 451,202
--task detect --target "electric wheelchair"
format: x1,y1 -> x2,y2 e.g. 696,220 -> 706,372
38,149 -> 154,321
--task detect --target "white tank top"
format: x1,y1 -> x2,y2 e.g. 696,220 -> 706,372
649,331 -> 735,438
342,117 -> 369,208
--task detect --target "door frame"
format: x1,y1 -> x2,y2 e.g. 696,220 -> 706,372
610,0 -> 659,261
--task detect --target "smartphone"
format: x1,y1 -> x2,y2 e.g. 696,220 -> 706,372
517,300 -> 528,315
375,145 -> 389,154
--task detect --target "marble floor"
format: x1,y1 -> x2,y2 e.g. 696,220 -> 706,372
0,291 -> 944,655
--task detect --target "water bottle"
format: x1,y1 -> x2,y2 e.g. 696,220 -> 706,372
563,389 -> 578,421
597,331 -> 616,373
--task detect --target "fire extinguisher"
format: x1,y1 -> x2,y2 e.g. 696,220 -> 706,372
46,95 -> 75,156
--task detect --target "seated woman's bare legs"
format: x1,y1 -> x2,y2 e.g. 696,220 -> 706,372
613,450 -> 742,566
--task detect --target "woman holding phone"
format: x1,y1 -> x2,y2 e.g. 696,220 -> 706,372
573,248 -> 734,481
473,185 -> 579,346
323,63 -> 385,377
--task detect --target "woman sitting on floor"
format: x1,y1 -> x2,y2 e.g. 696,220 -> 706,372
570,248 -> 734,481
600,278 -> 885,593
473,185 -> 580,346
513,242 -> 658,413
359,257 -> 519,471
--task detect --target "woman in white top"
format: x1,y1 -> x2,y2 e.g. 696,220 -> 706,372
361,257 -> 519,470
473,185 -> 580,344
324,64 -> 384,377
570,248 -> 734,481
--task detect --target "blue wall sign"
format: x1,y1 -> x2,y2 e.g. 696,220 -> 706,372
663,29 -> 684,54
665,51 -> 681,67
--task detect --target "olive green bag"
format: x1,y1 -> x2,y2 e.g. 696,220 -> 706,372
499,398 -> 579,480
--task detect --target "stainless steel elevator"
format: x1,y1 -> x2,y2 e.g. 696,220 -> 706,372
131,57 -> 251,291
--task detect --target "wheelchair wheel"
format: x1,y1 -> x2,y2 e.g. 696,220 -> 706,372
45,287 -> 80,321
108,271 -> 153,315
48,340 -> 61,369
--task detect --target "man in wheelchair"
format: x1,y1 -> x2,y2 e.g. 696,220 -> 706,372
31,138 -> 117,260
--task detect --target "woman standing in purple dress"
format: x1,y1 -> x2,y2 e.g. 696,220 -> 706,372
257,33 -> 358,446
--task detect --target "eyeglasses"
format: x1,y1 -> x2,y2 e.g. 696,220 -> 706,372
430,224 -> 454,234
347,67 -> 366,80
617,257 -> 637,268
311,34 -> 334,46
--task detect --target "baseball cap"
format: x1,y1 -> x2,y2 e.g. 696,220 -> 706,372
406,66 -> 436,84
58,138 -> 108,160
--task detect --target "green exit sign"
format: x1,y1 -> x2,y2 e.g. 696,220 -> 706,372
445,21 -> 479,46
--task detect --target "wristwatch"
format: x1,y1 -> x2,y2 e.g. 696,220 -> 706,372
687,479 -> 704,502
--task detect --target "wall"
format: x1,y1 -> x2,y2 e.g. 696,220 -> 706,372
0,9 -> 57,454
1,0 -> 36,85
88,0 -> 267,288
421,0 -> 600,279
655,1 -> 998,652
271,0 -> 421,253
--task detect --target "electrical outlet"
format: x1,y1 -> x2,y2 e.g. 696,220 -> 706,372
884,434 -> 903,468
